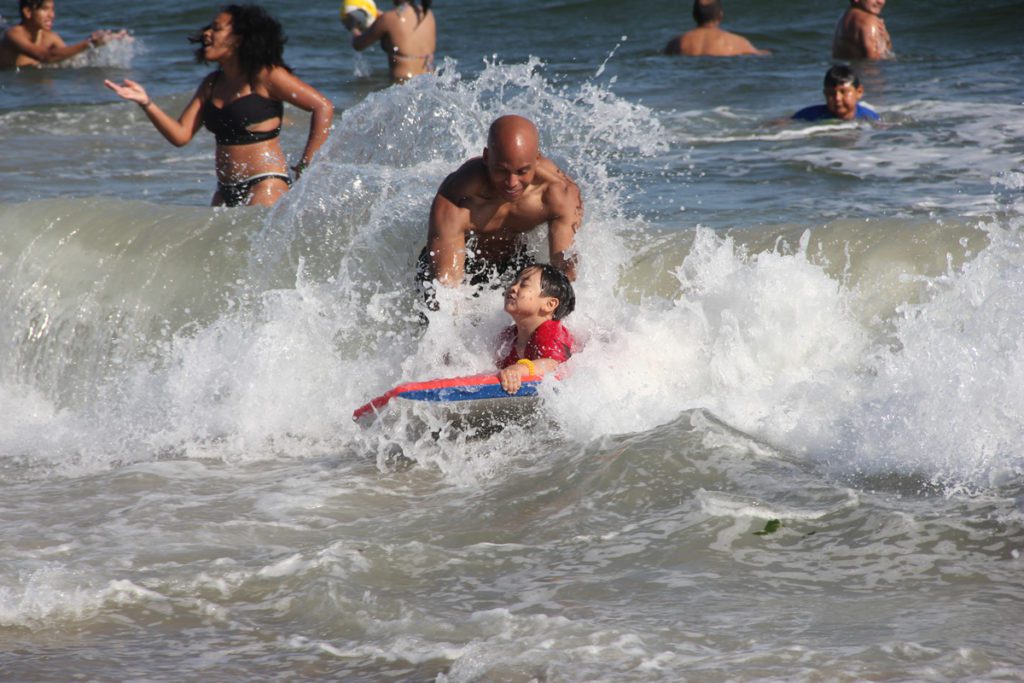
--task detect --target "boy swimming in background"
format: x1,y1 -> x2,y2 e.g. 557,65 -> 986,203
0,0 -> 125,68
792,65 -> 879,123
496,264 -> 576,395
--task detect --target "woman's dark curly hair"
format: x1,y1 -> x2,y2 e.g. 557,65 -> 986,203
191,4 -> 291,82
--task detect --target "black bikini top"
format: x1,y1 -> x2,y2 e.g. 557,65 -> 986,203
202,81 -> 283,146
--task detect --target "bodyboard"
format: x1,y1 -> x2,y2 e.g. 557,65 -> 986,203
353,373 -> 542,426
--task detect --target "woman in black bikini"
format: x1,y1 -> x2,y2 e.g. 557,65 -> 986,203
350,1 -> 435,83
104,4 -> 334,207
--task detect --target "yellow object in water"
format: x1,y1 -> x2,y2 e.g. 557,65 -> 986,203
340,0 -> 380,31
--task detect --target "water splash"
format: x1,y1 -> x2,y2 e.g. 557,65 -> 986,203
0,59 -> 666,475
1,59 -> 1021,494
63,33 -> 140,69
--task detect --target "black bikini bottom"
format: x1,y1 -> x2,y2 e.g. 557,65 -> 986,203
217,173 -> 292,207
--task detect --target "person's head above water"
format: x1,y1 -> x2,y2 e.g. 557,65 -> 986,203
483,115 -> 541,202
506,263 -> 576,322
823,64 -> 864,120
18,0 -> 51,25
824,64 -> 861,90
850,0 -> 885,16
191,4 -> 291,81
692,0 -> 724,26
792,63 -> 877,122
535,263 -> 575,321
486,115 -> 540,160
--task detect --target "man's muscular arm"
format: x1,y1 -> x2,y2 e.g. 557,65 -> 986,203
545,173 -> 583,281
4,26 -> 96,64
427,177 -> 471,286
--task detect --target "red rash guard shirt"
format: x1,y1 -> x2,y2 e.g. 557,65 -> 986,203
496,320 -> 575,369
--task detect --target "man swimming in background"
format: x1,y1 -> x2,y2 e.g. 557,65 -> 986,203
664,0 -> 769,57
419,115 -> 583,299
0,0 -> 124,68
832,0 -> 892,60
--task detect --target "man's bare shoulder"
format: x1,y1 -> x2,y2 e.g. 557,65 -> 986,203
719,31 -> 763,56
536,157 -> 580,208
1,24 -> 30,49
438,157 -> 487,201
669,27 -> 762,57
0,25 -> 42,66
677,29 -> 706,56
536,156 -> 576,184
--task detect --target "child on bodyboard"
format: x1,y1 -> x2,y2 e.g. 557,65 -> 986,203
495,263 -> 575,395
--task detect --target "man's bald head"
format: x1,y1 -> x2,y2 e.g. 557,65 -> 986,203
486,115 -> 540,158
483,115 -> 541,201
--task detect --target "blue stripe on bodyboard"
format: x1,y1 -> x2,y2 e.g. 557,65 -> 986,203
397,381 -> 540,403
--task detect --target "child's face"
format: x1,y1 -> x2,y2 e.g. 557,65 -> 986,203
22,1 -> 55,30
824,82 -> 864,120
504,267 -> 557,321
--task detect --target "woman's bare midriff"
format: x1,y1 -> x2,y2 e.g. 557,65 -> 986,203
214,137 -> 288,184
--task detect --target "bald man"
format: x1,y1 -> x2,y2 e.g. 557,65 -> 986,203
419,115 -> 583,297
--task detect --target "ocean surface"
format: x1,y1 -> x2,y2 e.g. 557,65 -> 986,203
1,0 -> 1023,680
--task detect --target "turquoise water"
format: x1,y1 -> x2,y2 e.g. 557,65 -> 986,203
1,1 -> 1023,680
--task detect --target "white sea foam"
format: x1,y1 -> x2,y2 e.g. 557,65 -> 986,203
0,34 -> 1020,683
834,215 -> 1024,490
1,60 -> 1021,497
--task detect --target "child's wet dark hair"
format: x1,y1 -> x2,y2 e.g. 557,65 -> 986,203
824,64 -> 861,89
528,263 -> 575,321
